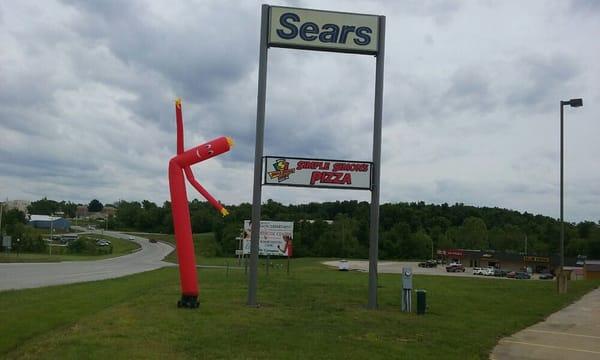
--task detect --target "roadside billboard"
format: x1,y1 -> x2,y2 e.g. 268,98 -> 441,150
264,156 -> 372,190
2,236 -> 11,250
268,6 -> 380,54
242,220 -> 294,256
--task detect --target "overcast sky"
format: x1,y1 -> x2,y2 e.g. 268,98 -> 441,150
1,0 -> 598,221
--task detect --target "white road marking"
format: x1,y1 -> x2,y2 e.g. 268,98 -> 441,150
524,328 -> 600,340
500,340 -> 600,355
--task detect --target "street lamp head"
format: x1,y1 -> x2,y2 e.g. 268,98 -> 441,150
567,98 -> 583,107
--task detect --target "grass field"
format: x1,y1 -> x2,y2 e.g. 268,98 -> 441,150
0,258 -> 598,359
0,234 -> 140,263
128,232 -> 218,262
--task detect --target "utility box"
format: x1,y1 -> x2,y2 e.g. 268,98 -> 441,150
402,267 -> 413,290
402,267 -> 413,312
416,289 -> 427,315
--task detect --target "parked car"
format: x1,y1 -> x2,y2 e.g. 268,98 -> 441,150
338,260 -> 349,271
493,269 -> 507,277
539,272 -> 554,280
515,272 -> 531,279
418,260 -> 437,268
473,267 -> 484,275
96,239 -> 111,247
446,263 -> 465,272
482,267 -> 496,276
506,271 -> 517,278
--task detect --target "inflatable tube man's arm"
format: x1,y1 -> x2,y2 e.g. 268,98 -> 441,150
174,99 -> 233,216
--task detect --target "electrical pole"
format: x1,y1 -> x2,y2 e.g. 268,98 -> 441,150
0,201 -> 4,237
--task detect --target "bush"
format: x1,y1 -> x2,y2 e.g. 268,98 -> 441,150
68,237 -> 112,255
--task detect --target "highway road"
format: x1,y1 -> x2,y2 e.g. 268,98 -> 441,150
0,230 -> 174,291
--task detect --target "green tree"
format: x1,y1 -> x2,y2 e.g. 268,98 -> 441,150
445,226 -> 460,248
503,224 -> 525,252
60,201 -> 78,218
381,222 -> 411,259
2,209 -> 26,235
437,231 -> 454,251
459,217 -> 488,249
88,199 -> 104,212
312,215 -> 360,258
488,227 -> 506,250
27,198 -> 60,215
566,238 -> 588,257
412,229 -> 433,259
114,201 -> 142,228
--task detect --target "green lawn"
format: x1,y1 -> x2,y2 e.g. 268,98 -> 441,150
0,258 -> 597,359
128,232 -> 218,262
0,234 -> 140,263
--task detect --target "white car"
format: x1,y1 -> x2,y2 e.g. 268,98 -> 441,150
338,260 -> 349,271
473,267 -> 485,275
482,267 -> 495,276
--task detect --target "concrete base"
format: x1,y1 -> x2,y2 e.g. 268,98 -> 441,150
556,269 -> 572,294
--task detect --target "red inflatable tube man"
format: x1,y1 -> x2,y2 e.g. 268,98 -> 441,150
169,98 -> 233,308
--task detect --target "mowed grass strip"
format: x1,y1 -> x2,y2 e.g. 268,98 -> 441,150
0,234 -> 141,263
1,259 -> 598,359
131,232 -> 218,262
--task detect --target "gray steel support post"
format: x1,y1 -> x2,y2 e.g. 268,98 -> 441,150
368,16 -> 386,310
248,4 -> 270,307
560,102 -> 564,271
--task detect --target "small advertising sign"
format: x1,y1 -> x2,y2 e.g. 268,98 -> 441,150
268,6 -> 380,54
264,156 -> 372,190
2,236 -> 12,250
242,220 -> 294,256
524,256 -> 550,263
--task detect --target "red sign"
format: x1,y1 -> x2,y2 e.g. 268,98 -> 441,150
446,249 -> 464,257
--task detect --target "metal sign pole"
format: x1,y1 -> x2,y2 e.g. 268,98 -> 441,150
248,4 -> 270,307
368,15 -> 385,310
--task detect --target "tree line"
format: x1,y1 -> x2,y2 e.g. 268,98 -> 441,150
2,198 -> 599,259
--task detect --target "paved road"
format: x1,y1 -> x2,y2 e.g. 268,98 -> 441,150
0,231 -> 174,291
491,287 -> 600,360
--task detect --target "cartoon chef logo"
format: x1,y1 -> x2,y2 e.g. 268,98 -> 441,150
268,158 -> 295,182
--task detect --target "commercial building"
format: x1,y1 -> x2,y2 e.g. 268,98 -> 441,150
2,200 -> 31,214
583,260 -> 600,280
76,206 -> 88,218
29,215 -> 71,231
437,248 -> 576,274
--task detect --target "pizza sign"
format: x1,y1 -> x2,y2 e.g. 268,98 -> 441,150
264,156 -> 372,190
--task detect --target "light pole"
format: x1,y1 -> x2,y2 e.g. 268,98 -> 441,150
560,98 -> 583,271
0,201 -> 4,237
431,237 -> 434,260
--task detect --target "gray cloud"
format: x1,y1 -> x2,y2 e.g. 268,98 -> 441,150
1,0 -> 599,221
506,54 -> 580,111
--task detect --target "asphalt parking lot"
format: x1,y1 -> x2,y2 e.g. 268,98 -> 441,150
322,260 -> 548,280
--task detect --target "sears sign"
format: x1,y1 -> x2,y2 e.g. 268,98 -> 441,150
268,6 -> 380,54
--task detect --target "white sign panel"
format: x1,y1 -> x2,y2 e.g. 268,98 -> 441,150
264,156 -> 372,190
242,220 -> 294,256
269,6 -> 379,54
2,236 -> 12,249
